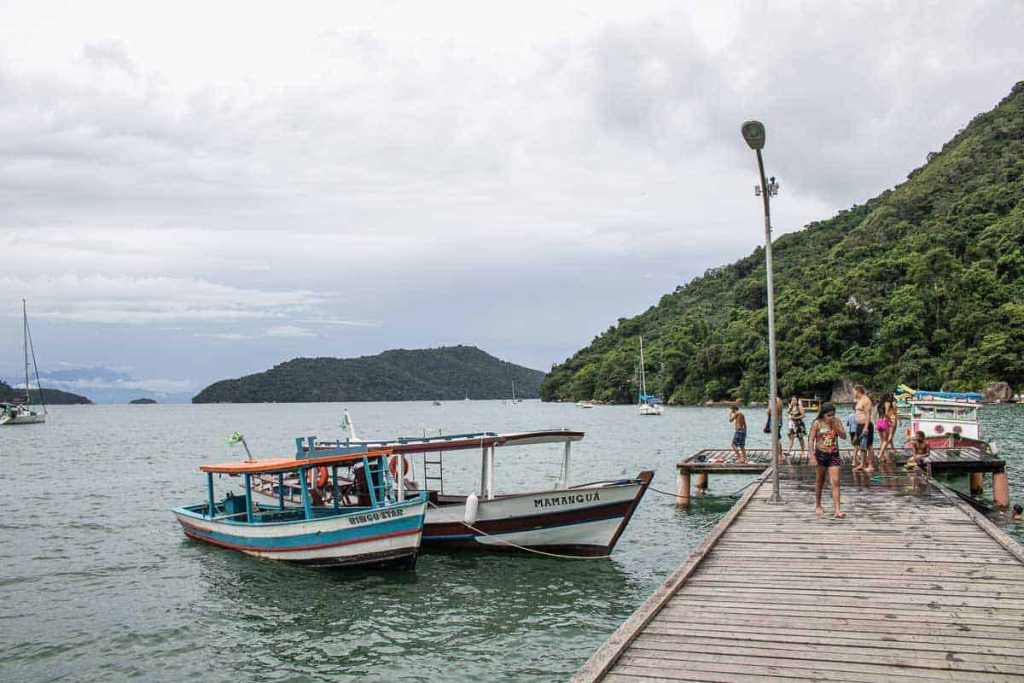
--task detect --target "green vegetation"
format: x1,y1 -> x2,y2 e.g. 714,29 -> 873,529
542,82 -> 1024,404
193,345 -> 545,403
0,379 -> 92,405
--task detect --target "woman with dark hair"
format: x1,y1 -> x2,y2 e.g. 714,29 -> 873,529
807,402 -> 848,518
876,393 -> 897,463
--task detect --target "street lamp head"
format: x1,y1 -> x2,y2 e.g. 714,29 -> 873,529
741,120 -> 766,150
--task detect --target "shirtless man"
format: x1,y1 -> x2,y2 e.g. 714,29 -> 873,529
729,403 -> 748,463
852,385 -> 875,473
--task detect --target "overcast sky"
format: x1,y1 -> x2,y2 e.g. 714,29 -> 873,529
1,0 -> 1022,397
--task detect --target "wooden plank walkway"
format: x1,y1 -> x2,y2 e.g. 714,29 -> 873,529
678,447 -> 1005,475
573,464 -> 1024,682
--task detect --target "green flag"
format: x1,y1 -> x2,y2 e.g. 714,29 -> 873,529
228,431 -> 244,446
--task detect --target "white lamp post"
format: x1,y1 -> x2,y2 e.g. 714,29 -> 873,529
741,120 -> 782,503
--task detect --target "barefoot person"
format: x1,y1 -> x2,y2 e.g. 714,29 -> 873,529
853,385 -> 875,473
729,403 -> 748,463
807,402 -> 847,518
786,396 -> 807,457
907,430 -> 930,468
876,393 -> 898,463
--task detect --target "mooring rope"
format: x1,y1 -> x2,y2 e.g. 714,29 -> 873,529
645,478 -> 758,500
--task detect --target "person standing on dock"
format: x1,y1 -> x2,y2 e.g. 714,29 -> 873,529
807,402 -> 847,518
729,403 -> 748,463
875,393 -> 898,464
785,396 -> 807,458
852,385 -> 875,473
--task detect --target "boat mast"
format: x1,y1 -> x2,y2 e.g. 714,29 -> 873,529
23,300 -> 46,413
23,299 -> 30,403
639,337 -> 646,404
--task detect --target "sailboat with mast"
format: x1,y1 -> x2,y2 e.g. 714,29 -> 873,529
1,300 -> 47,425
637,337 -> 663,416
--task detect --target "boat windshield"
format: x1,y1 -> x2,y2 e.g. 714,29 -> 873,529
913,404 -> 978,421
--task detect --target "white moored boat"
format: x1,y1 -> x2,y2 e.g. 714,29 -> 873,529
637,337 -> 664,416
254,420 -> 653,557
2,300 -> 47,426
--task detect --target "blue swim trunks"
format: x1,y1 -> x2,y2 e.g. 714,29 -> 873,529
732,428 -> 747,448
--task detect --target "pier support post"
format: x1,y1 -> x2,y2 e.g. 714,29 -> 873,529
969,472 -> 984,496
993,471 -> 1010,508
676,471 -> 691,506
696,473 -> 708,491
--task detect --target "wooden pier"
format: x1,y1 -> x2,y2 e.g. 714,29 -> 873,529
675,447 -> 1010,506
573,459 -> 1024,682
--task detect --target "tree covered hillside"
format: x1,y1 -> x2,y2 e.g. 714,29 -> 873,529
193,345 -> 545,403
0,379 -> 92,405
542,82 -> 1024,404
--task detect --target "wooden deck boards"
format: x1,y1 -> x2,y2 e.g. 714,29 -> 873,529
677,447 -> 1005,475
572,465 -> 1024,682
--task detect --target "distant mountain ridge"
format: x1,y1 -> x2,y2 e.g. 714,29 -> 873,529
192,345 -> 546,403
0,379 -> 92,405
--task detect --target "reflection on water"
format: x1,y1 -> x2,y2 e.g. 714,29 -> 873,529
0,402 -> 1020,681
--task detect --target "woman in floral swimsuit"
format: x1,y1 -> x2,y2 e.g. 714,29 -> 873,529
807,402 -> 848,518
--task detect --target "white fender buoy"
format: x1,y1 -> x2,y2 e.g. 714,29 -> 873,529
464,492 -> 479,525
990,442 -> 999,455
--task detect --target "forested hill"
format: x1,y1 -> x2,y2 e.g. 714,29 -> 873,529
0,379 -> 92,405
192,346 -> 546,403
542,81 -> 1024,404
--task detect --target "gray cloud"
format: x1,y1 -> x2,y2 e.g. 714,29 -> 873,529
0,1 -> 1020,391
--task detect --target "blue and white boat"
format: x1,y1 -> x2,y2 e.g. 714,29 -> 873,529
172,437 -> 427,569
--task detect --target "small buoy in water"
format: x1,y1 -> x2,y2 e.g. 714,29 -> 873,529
464,492 -> 479,525
990,442 -> 999,455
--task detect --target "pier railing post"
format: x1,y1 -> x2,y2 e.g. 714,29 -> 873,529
676,470 -> 691,506
993,469 -> 1010,507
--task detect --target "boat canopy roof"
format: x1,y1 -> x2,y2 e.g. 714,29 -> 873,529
639,394 -> 662,404
911,390 -> 983,404
319,429 -> 585,456
201,447 -> 393,475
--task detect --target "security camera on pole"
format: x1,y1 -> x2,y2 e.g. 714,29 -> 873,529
741,120 -> 782,504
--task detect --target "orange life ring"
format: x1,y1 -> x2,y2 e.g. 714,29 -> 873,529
308,466 -> 329,489
389,454 -> 411,479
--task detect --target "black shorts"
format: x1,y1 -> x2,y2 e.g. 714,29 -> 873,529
855,421 -> 874,448
815,449 -> 841,468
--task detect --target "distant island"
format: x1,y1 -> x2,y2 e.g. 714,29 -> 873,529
192,345 -> 546,403
0,379 -> 92,405
542,81 -> 1024,404
129,398 -> 158,404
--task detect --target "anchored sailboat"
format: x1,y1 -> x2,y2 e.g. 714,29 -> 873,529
1,300 -> 47,426
637,337 -> 663,416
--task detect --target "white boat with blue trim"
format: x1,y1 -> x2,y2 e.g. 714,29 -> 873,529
172,437 -> 427,569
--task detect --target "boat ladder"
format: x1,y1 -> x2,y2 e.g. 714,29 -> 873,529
423,451 -> 445,495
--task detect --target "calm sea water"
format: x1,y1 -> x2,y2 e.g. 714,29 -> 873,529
1,402 -> 1021,681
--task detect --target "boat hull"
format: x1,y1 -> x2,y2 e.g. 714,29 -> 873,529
422,472 -> 653,556
0,412 -> 45,425
173,500 -> 426,569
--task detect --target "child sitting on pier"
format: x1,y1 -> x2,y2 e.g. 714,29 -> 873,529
729,403 -> 748,463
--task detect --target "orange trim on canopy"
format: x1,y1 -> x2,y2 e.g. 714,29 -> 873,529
200,448 -> 393,475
